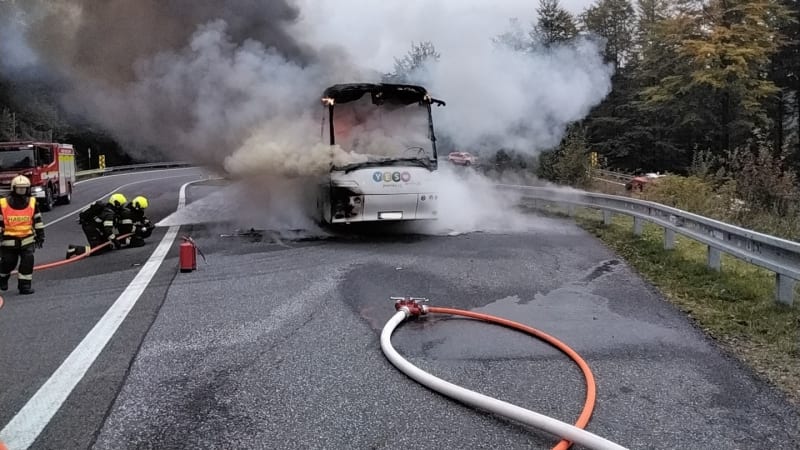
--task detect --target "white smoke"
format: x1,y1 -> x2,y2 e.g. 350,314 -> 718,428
288,0 -> 610,237
7,0 -> 611,233
416,38 -> 612,153
296,0 -> 613,156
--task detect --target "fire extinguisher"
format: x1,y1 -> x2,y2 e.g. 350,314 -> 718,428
179,236 -> 198,273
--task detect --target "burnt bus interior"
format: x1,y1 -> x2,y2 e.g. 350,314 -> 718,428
320,83 -> 445,164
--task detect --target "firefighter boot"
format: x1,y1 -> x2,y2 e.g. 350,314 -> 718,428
65,245 -> 88,260
0,275 -> 7,291
18,279 -> 34,295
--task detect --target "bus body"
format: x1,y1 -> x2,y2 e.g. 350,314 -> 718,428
316,83 -> 445,224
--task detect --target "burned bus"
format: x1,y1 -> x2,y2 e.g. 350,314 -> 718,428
316,83 -> 445,224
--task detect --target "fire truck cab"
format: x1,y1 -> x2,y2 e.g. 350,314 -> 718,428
0,142 -> 76,211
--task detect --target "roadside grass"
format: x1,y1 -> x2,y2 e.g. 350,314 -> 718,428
573,209 -> 800,406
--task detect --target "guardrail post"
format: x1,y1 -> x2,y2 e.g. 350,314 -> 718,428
664,228 -> 676,250
567,205 -> 576,217
707,246 -> 721,271
633,217 -> 643,236
775,274 -> 796,306
602,210 -> 613,225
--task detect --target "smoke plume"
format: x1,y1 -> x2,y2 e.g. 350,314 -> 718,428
295,0 -> 613,155
3,0 -> 611,233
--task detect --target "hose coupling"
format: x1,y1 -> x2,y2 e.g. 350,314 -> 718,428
391,297 -> 429,317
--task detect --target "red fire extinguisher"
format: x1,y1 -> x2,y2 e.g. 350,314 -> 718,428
179,236 -> 197,273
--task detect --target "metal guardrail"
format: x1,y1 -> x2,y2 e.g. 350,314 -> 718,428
499,184 -> 800,306
75,162 -> 193,180
593,169 -> 635,183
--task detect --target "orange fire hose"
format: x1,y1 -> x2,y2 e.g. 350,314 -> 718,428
426,306 -> 597,450
10,233 -> 134,275
0,233 -> 136,312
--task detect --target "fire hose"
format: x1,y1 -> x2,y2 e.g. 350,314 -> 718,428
0,233 -> 135,312
381,297 -> 628,450
9,233 -> 134,275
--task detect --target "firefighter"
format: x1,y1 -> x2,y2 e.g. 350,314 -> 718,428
0,175 -> 45,294
117,196 -> 153,248
66,193 -> 126,259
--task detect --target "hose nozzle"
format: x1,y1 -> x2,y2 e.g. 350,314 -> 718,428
391,297 -> 429,316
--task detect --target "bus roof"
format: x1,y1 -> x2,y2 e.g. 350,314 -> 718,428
321,83 -> 445,106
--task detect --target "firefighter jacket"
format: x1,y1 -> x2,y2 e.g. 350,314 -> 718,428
117,205 -> 153,238
79,201 -> 119,240
0,194 -> 45,247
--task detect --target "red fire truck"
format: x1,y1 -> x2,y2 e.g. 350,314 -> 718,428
0,141 -> 76,211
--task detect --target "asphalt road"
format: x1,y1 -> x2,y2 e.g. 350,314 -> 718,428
1,170 -> 799,450
0,168 -> 205,450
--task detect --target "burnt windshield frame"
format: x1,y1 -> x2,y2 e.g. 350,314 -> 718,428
338,157 -> 435,174
426,102 -> 438,165
325,100 -> 439,166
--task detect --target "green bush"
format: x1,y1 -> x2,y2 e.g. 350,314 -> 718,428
643,146 -> 800,241
641,175 -> 724,216
537,126 -> 591,187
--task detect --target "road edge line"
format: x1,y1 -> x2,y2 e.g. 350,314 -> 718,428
0,179 -> 201,450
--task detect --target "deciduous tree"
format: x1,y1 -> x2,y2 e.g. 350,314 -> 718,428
385,41 -> 440,83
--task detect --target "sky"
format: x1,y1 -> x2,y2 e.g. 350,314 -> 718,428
293,0 -> 598,72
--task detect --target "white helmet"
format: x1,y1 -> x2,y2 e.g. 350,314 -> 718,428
11,175 -> 31,196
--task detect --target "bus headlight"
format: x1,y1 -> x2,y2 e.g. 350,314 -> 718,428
349,195 -> 364,217
332,186 -> 363,220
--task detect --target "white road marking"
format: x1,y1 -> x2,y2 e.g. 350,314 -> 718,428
45,173 -> 197,228
0,179 -> 202,450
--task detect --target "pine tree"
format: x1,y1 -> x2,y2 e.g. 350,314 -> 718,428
624,0 -> 693,170
494,18 -> 532,51
0,108 -> 16,141
581,0 -> 647,170
582,0 -> 637,68
769,0 -> 799,162
532,0 -> 579,47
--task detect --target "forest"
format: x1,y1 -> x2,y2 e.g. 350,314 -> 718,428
385,0 -> 800,237
522,0 -> 800,238
0,71 -> 134,169
387,0 -> 800,182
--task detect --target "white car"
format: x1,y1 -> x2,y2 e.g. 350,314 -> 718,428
447,151 -> 478,166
